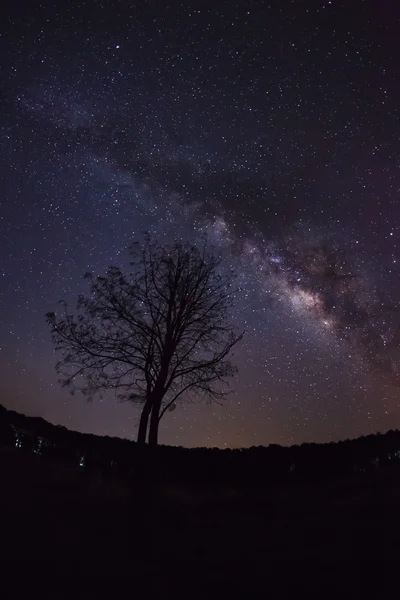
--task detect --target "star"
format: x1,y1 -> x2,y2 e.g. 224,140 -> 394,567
0,0 -> 399,448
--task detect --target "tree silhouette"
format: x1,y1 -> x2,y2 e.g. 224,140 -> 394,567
46,237 -> 242,445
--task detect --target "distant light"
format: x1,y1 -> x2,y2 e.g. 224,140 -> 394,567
115,45 -> 120,49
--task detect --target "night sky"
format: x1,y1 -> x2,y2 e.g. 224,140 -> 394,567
1,0 -> 400,448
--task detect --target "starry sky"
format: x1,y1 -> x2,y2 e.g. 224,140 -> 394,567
1,0 -> 400,448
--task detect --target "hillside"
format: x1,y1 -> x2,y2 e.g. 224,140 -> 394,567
2,404 -> 400,597
1,441 -> 399,598
2,403 -> 400,485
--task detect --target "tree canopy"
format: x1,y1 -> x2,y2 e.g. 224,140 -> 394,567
46,237 -> 243,445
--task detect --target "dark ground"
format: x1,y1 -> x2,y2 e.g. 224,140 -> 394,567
1,447 -> 399,598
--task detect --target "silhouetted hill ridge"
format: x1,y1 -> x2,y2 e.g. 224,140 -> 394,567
2,402 -> 400,486
2,402 -> 399,454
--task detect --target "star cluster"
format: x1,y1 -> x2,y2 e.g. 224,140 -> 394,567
1,0 -> 400,447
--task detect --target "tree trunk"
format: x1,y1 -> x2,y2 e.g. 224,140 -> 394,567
148,396 -> 162,446
137,398 -> 152,444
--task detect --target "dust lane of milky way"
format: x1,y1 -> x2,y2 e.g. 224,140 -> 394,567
0,0 -> 399,447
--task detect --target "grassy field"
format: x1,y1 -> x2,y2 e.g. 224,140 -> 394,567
1,446 -> 399,598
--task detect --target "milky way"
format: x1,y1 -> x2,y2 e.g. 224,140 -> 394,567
1,1 -> 400,447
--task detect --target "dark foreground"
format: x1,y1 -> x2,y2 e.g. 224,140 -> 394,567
1,447 -> 399,598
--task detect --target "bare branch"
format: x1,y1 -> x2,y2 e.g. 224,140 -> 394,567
46,236 -> 243,445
